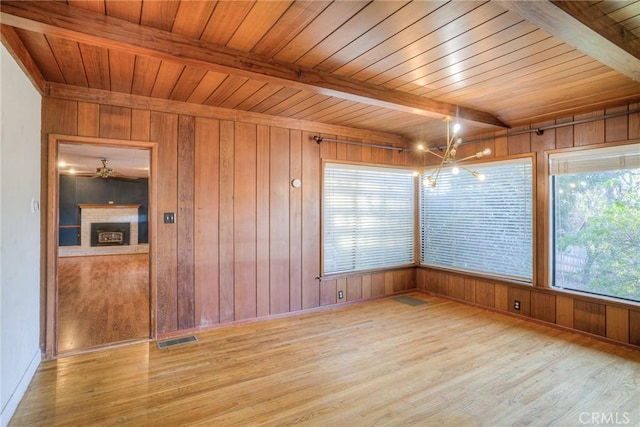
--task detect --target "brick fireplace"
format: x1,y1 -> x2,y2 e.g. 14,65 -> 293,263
58,204 -> 149,257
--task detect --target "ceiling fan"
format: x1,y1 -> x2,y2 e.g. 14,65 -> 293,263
58,143 -> 150,179
95,158 -> 113,178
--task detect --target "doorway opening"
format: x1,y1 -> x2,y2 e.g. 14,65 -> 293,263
46,135 -> 157,357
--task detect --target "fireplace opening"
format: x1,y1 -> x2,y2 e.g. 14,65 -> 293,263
91,222 -> 130,246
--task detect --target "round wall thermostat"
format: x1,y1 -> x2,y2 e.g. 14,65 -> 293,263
291,178 -> 302,188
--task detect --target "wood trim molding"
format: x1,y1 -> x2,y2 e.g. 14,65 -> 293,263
44,133 -> 158,359
51,133 -> 157,149
157,289 -> 416,340
417,288 -> 640,351
78,204 -> 141,209
46,83 -> 409,146
0,0 -> 508,128
418,265 -> 640,311
45,136 -> 58,357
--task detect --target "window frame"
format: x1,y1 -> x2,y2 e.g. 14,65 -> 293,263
321,160 -> 418,277
548,142 -> 640,303
419,154 -> 536,284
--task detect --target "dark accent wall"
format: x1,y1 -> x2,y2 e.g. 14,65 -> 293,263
58,175 -> 148,245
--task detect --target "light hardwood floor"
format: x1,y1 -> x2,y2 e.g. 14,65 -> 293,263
11,293 -> 640,426
57,254 -> 150,353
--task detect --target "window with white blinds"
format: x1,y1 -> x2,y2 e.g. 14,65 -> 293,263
420,158 -> 533,282
323,163 -> 415,275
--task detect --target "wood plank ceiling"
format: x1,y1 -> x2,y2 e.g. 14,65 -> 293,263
2,0 -> 640,148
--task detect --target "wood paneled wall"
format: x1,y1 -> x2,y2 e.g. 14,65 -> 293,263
320,268 -> 416,306
417,268 -> 640,347
41,96 -> 420,337
417,103 -> 640,348
42,93 -> 638,349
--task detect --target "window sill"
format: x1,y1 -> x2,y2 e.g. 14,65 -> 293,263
550,286 -> 640,309
418,264 -> 533,288
320,264 -> 417,282
419,265 -> 640,310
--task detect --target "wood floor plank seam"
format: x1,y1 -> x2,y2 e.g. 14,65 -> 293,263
10,293 -> 640,426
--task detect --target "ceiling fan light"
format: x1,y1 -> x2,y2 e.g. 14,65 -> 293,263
96,158 -> 114,178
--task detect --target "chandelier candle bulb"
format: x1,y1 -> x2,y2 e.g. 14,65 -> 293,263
418,115 -> 492,187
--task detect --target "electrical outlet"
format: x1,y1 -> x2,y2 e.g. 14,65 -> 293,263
164,212 -> 175,224
514,300 -> 521,311
338,290 -> 344,300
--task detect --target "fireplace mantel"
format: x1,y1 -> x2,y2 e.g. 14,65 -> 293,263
79,204 -> 141,209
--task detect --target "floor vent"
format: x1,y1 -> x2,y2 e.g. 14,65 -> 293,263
393,295 -> 429,306
157,335 -> 198,349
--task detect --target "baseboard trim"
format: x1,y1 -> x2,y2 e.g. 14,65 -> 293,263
1,347 -> 40,427
415,289 -> 640,352
157,289 -> 417,340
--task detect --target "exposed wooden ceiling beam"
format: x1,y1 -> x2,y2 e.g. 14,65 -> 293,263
496,0 -> 640,82
0,1 -> 509,129
1,24 -> 45,93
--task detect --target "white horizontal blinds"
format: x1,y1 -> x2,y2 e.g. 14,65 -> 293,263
420,158 -> 533,282
323,163 -> 415,275
550,143 -> 640,175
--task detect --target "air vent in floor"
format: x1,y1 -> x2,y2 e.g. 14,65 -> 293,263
393,295 -> 429,306
157,335 -> 198,349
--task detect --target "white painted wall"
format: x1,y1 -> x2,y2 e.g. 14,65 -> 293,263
0,45 -> 42,427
